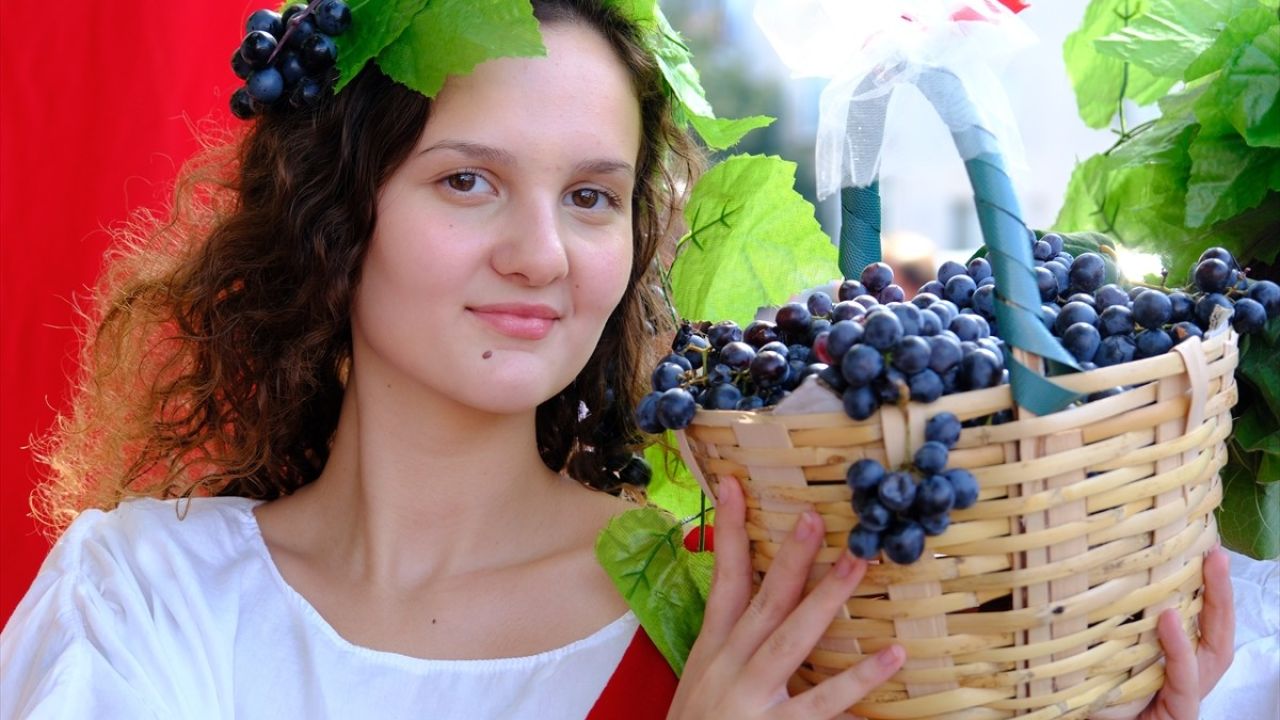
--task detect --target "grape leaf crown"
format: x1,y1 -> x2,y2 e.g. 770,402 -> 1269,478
239,0 -> 771,150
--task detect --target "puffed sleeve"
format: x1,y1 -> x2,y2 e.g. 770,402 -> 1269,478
1,507 -> 222,719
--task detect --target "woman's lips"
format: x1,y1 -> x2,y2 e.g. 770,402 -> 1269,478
469,304 -> 560,340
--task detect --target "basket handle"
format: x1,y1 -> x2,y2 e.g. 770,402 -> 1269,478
837,66 -> 1080,415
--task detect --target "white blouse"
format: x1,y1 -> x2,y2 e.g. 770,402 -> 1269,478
0,497 -> 638,720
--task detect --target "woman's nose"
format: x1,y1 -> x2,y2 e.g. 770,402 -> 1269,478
490,197 -> 569,286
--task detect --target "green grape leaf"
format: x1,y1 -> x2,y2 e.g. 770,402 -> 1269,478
1064,0 -> 1177,128
1235,402 -> 1280,458
650,11 -> 774,150
644,433 -> 705,522
331,0 -> 429,91
1185,131 -> 1280,228
1185,6 -> 1278,82
375,0 -> 544,99
1240,329 -> 1280,429
595,507 -> 714,675
670,155 -> 838,327
605,0 -> 658,25
1194,19 -> 1280,147
1217,462 -> 1280,559
1092,0 -> 1258,80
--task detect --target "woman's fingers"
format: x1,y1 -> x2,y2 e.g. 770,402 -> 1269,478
1147,607 -> 1199,720
698,476 -> 753,647
1196,547 -> 1235,692
720,509 -> 827,666
774,645 -> 906,720
742,552 -> 868,686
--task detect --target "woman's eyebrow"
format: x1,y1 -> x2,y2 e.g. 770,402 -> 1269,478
419,140 -> 518,166
576,158 -> 635,179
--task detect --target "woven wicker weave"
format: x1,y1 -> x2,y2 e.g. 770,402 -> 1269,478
676,328 -> 1237,719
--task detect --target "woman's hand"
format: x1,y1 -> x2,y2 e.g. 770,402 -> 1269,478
668,477 -> 905,720
1133,546 -> 1235,720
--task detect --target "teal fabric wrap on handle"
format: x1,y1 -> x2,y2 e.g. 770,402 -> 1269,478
837,66 -> 1081,415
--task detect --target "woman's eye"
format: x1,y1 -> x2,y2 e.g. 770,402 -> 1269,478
568,188 -> 618,210
443,172 -> 490,194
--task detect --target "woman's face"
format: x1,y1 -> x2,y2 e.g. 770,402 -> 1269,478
352,23 -> 641,416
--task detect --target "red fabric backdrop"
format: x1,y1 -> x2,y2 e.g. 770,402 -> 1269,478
1,1 -> 253,624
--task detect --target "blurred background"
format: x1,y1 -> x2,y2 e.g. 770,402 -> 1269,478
1,1 -> 1109,624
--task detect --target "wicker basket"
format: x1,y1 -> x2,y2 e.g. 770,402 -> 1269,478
674,66 -> 1238,719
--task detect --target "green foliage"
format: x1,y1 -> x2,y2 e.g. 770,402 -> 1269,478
644,433 -> 706,521
595,508 -> 714,675
670,155 -> 838,327
1058,0 -> 1280,558
333,0 -> 543,94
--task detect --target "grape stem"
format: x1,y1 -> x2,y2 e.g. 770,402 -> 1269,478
267,3 -> 316,67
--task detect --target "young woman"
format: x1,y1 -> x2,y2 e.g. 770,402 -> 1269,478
0,2 -> 1237,718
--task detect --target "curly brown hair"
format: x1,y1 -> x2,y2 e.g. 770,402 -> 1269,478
33,0 -> 701,533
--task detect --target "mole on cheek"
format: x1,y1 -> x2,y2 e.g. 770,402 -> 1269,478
482,350 -> 493,359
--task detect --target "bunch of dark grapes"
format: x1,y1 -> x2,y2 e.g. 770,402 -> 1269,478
1035,242 -> 1278,378
844,412 -> 977,564
230,1 -> 352,119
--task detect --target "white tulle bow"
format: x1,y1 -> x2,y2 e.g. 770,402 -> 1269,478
754,0 -> 1036,200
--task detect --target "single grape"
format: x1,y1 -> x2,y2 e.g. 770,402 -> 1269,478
1094,284 -> 1130,312
276,50 -> 307,87
1171,321 -> 1204,345
944,274 -> 978,308
879,285 -> 907,304
911,292 -> 941,310
775,302 -> 813,339
1194,258 -> 1232,294
831,301 -> 865,322
231,49 -> 254,80
806,291 -> 834,318
1042,232 -> 1065,255
878,471 -> 917,513
1194,293 -> 1234,329
246,8 -> 285,37
937,260 -> 966,286
914,441 -> 949,475
737,395 -> 765,410
1054,301 -> 1098,335
1131,289 -> 1173,329
1068,253 -> 1106,293
1094,334 -> 1136,367
912,473 -> 955,515
705,363 -> 733,385
919,280 -> 945,297
1061,322 -> 1101,363
1034,266 -> 1059,302
1198,246 -> 1239,269
240,30 -> 278,70
281,3 -> 307,25
655,388 -> 697,429
856,497 -> 892,532
660,352 -> 693,372
837,279 -> 866,301
650,362 -> 684,392
749,351 -> 789,388
946,468 -> 979,509
300,33 -> 338,70
967,257 -> 992,283
972,284 -> 997,320
759,341 -> 789,357
949,313 -> 984,342
846,458 -> 886,496
888,303 -> 922,337
1033,239 -> 1054,261
285,16 -> 317,50
635,391 -> 664,433
1233,298 -> 1268,334
826,321 -> 863,361
882,520 -> 926,565
247,67 -> 286,103
818,364 -> 847,392
918,512 -> 951,537
1247,280 -> 1280,318
841,344 -> 884,387
960,348 -> 1002,390
1066,292 -> 1097,309
1042,261 -> 1070,298
312,0 -> 353,35
918,309 -> 943,337
707,320 -> 743,350
1168,291 -> 1194,323
1134,328 -> 1174,358
704,383 -> 743,410
1098,305 -> 1135,338
683,334 -> 710,370
928,300 -> 959,327
891,336 -> 931,375
854,294 -> 880,309
846,526 -> 882,559
743,321 -> 779,348
907,369 -> 944,403
863,312 -> 903,351
1040,304 -> 1059,329
861,262 -> 895,294
842,385 -> 879,421
229,87 -> 258,119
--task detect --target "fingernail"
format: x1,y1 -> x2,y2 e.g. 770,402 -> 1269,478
794,512 -> 816,540
834,551 -> 858,578
878,645 -> 904,669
